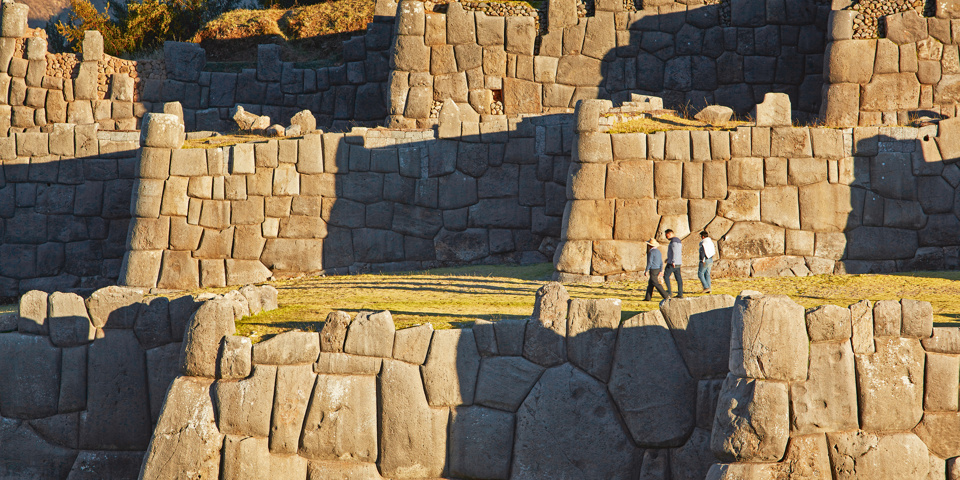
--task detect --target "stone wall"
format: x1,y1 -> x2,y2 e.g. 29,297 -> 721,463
821,7 -> 960,126
0,126 -> 141,297
141,282 -> 734,479
0,283 -> 278,479
387,0 -> 829,130
118,112 -> 570,289
141,283 -> 957,480
553,97 -> 960,282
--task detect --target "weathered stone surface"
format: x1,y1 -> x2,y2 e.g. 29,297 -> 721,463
449,406 -> 515,479
609,311 -> 696,447
252,331 -> 320,365
48,291 -> 95,347
923,327 -> 960,353
754,93 -> 791,127
719,222 -> 786,259
670,427 -> 717,480
306,461 -> 382,479
392,323 -> 433,364
216,336 -> 252,380
902,299 -> 933,338
474,355 -> 544,412
18,289 -> 48,334
826,40 -> 876,83
134,297 -> 172,350
0,420 -> 77,479
472,319 -> 498,356
270,364 -> 314,454
523,282 -> 568,366
805,304 -> 852,341
140,113 -> 184,149
0,333 -> 61,418
179,299 -> 236,377
85,286 -> 143,329
695,105 -> 734,124
885,10 -> 928,45
659,295 -> 736,379
314,352 -> 382,375
826,431 -> 930,480
378,359 -> 447,479
301,373 -> 377,461
343,310 -> 395,357
140,377 -> 222,480
80,329 -> 152,450
856,337 -> 924,431
494,318 -> 527,355
320,310 -> 351,352
513,363 -> 640,479
566,298 -> 620,382
760,185 -> 800,229
791,341 -> 858,435
711,374 -> 790,462
66,451 -> 145,480
729,293 -> 808,381
925,352 -> 960,412
146,342 -> 183,421
422,328 -> 481,406
214,364 -> 276,437
873,299 -> 902,337
915,412 -> 960,459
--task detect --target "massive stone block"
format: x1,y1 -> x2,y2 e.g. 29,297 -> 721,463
378,359 -> 447,479
343,310 -> 395,357
0,333 -> 61,419
0,420 -> 77,479
474,356 -> 544,412
826,431 -> 929,480
856,337 -> 924,431
608,311 -> 696,447
711,374 -> 789,462
659,295 -> 736,380
791,341 -> 858,435
300,374 -> 377,462
512,363 -> 641,479
421,328 -> 481,406
566,298 -> 620,382
523,282 -> 569,367
448,406 -> 515,480
270,364 -> 315,454
179,299 -> 236,377
213,364 -> 277,437
729,293 -> 808,381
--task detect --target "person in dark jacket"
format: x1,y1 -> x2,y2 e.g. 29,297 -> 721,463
643,238 -> 668,301
663,229 -> 683,298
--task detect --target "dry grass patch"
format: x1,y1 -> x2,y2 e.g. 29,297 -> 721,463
227,264 -> 960,341
607,113 -> 745,134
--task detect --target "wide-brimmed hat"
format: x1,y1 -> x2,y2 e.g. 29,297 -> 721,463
646,238 -> 659,247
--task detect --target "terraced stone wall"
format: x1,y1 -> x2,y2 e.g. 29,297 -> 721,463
821,7 -> 960,126
386,0 -> 829,129
554,98 -> 960,281
119,112 -> 571,289
0,283 -> 278,479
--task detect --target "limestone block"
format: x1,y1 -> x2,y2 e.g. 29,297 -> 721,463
0,2 -> 27,37
826,431 -> 930,480
164,41 -> 205,82
566,298 -> 620,382
718,190 -> 760,222
848,299 -> 875,355
729,293 -> 808,381
917,412 -> 960,461
140,113 -> 184,149
139,377 -> 222,480
608,311 -> 696,447
213,364 -> 276,436
18,289 -> 48,334
343,310 -> 395,357
665,130 -> 691,161
902,299 -> 934,338
378,360 -> 447,478
727,158 -> 764,189
826,40 -> 876,84
799,182 -> 852,232
392,323 -> 433,364
568,161 -> 606,200
157,250 -> 199,290
791,341 -> 858,435
873,299 -> 902,337
513,363 -> 641,478
861,73 -> 921,110
320,311 -> 351,353
753,93 -> 791,127
924,352 -> 960,412
473,356 -> 544,412
446,2 -> 476,45
563,199 -> 614,240
856,337 -> 924,431
218,336 -> 252,379
606,161 -> 653,198
554,240 -> 592,274
759,185 -> 800,229
179,298 -> 236,377
503,77 -> 541,115
301,373 -> 377,461
270,364 -> 314,454
505,16 -> 536,55
134,297 -> 172,350
523,282 -> 568,367
422,328 -> 481,406
47,292 -> 94,347
711,374 -> 790,462
805,304 -> 851,342
659,295 -> 737,379
119,250 -> 163,288
556,54 -> 603,86
923,327 -> 960,353
395,35 -> 430,72
252,331 -> 320,365
822,83 -> 860,127
696,105 -> 734,124
0,333 -> 61,418
885,10 -> 928,44
591,240 -> 646,275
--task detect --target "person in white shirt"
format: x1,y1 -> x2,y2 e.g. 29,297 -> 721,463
698,231 -> 715,293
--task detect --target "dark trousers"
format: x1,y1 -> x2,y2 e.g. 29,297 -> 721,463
644,269 -> 668,300
664,264 -> 683,297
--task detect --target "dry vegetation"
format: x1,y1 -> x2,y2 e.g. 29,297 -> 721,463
607,112 -> 745,134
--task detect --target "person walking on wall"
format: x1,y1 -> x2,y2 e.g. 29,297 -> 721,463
698,230 -> 715,294
642,238 -> 669,301
663,229 -> 683,298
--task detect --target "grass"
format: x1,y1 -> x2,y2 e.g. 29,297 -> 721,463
607,113 -> 744,134
223,264 -> 960,341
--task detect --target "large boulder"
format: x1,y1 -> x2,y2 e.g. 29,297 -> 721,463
270,364 -> 315,454
659,295 -> 736,379
66,451 -> 145,480
85,286 -> 143,329
566,298 -> 620,382
608,310 -> 697,447
856,337 -> 924,431
252,331 -> 320,365
179,299 -> 236,377
300,374 -> 377,462
392,323 -> 434,364
0,333 -> 61,418
523,282 -> 569,366
826,431 -> 929,480
421,328 -> 481,406
378,359 -> 447,479
448,406 -> 516,480
213,365 -> 277,437
790,341 -> 858,434
512,363 -> 641,479
343,311 -> 395,357
473,356 -> 545,412
711,374 -> 790,462
320,311 -> 351,352
47,292 -> 95,347
0,420 -> 77,479
729,293 -> 808,381
140,377 -> 223,480
718,222 -> 785,259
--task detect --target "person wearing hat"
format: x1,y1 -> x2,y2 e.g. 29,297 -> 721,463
643,238 -> 669,301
